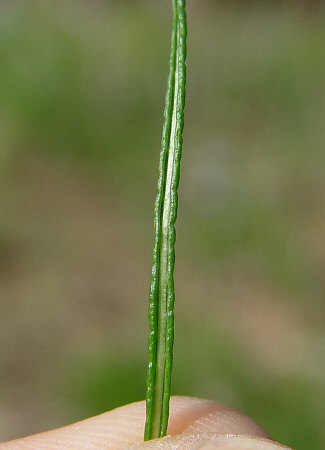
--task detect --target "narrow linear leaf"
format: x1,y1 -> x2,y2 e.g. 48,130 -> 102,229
144,0 -> 187,441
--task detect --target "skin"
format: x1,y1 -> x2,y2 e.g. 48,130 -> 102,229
0,396 -> 292,450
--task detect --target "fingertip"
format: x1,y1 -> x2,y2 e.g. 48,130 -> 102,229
0,396 -> 278,450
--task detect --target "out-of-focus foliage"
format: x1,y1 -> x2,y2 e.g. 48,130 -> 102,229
0,2 -> 324,450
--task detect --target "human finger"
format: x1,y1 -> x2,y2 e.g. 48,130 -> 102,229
0,396 -> 283,450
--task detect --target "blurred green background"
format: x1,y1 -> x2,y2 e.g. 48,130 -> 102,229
1,1 -> 325,449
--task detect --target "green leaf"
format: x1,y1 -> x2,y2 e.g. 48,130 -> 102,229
144,0 -> 187,441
